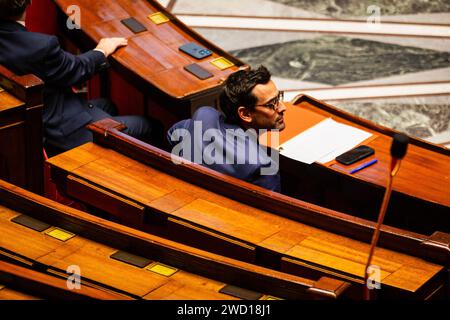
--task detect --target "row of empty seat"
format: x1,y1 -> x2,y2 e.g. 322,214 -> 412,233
47,135 -> 446,299
0,179 -> 349,300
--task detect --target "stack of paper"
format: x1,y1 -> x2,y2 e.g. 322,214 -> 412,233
279,118 -> 372,164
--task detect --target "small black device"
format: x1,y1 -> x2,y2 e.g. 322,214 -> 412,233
179,42 -> 212,59
121,17 -> 147,33
336,145 -> 375,165
183,63 -> 213,80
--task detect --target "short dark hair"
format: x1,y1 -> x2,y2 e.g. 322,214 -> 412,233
0,0 -> 31,20
220,65 -> 271,124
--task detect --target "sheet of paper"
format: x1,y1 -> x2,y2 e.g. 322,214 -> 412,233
279,118 -> 372,164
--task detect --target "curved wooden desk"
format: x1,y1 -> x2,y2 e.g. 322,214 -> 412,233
278,95 -> 449,235
0,179 -> 344,300
0,260 -> 127,300
46,123 -> 448,299
50,0 -> 247,126
66,119 -> 449,265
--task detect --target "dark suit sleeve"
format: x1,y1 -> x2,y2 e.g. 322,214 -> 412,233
251,173 -> 281,192
43,36 -> 108,87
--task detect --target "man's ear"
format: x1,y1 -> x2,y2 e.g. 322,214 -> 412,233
237,106 -> 253,124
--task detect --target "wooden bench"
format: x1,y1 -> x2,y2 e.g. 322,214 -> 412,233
73,118 -> 450,265
46,128 -> 447,299
0,179 -> 347,300
0,260 -> 127,300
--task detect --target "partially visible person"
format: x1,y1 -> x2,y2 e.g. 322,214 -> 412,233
167,65 -> 286,192
0,0 -> 154,155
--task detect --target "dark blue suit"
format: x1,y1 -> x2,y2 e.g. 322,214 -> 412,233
167,106 -> 281,192
0,19 -> 151,154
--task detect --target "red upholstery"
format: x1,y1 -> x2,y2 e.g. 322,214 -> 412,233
25,0 -> 58,34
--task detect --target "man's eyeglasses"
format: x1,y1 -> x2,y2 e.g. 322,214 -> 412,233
255,91 -> 284,111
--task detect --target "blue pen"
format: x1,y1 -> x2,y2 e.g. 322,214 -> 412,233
349,159 -> 378,174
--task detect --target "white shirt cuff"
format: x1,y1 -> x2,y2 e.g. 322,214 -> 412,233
93,48 -> 106,57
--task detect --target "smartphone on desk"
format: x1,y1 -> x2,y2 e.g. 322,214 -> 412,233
179,42 -> 212,59
121,17 -> 147,33
336,145 -> 375,165
183,63 -> 213,80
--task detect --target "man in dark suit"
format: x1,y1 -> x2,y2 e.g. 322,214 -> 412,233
167,66 -> 286,192
0,0 -> 153,155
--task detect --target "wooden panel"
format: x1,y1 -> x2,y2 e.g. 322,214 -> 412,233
285,243 -> 393,281
173,198 -> 282,244
150,190 -> 197,213
143,281 -> 237,300
0,259 -> 128,300
66,175 -> 145,226
1,206 -> 240,299
0,65 -> 43,194
143,272 -> 237,300
46,143 -> 102,172
307,277 -> 351,299
38,240 -> 168,297
0,206 -> 242,299
382,265 -> 444,293
54,144 -> 176,206
0,287 -> 39,300
0,120 -> 26,187
0,208 -> 64,261
265,98 -> 449,232
73,159 -> 174,204
0,91 -> 24,112
53,0 -> 245,99
259,230 -> 310,253
272,100 -> 450,209
281,236 -> 443,293
81,120 -> 450,268
167,217 -> 256,262
296,237 -> 403,273
0,88 -> 26,189
0,179 -> 352,300
47,143 -> 445,295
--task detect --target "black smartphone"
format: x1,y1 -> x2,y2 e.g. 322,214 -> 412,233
121,17 -> 147,33
183,63 -> 213,80
336,145 -> 375,165
179,42 -> 212,59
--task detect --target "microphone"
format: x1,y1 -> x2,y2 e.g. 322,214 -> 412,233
389,133 -> 409,175
363,133 -> 409,300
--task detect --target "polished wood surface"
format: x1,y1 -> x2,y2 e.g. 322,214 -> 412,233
47,141 -> 446,298
0,260 -> 126,300
0,205 -> 239,300
0,90 -> 23,112
271,96 -> 449,235
292,95 -> 449,205
47,0 -> 248,130
299,95 -> 449,202
52,0 -> 245,95
0,286 -> 39,300
0,65 -> 44,195
62,119 -> 449,267
0,179 -> 343,300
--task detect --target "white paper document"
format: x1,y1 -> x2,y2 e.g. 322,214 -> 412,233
279,118 -> 372,164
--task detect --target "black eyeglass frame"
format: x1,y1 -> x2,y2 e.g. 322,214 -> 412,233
254,91 -> 284,111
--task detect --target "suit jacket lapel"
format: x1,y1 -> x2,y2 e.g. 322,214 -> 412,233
0,19 -> 27,32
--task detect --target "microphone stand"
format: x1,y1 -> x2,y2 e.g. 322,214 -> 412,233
363,158 -> 402,300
